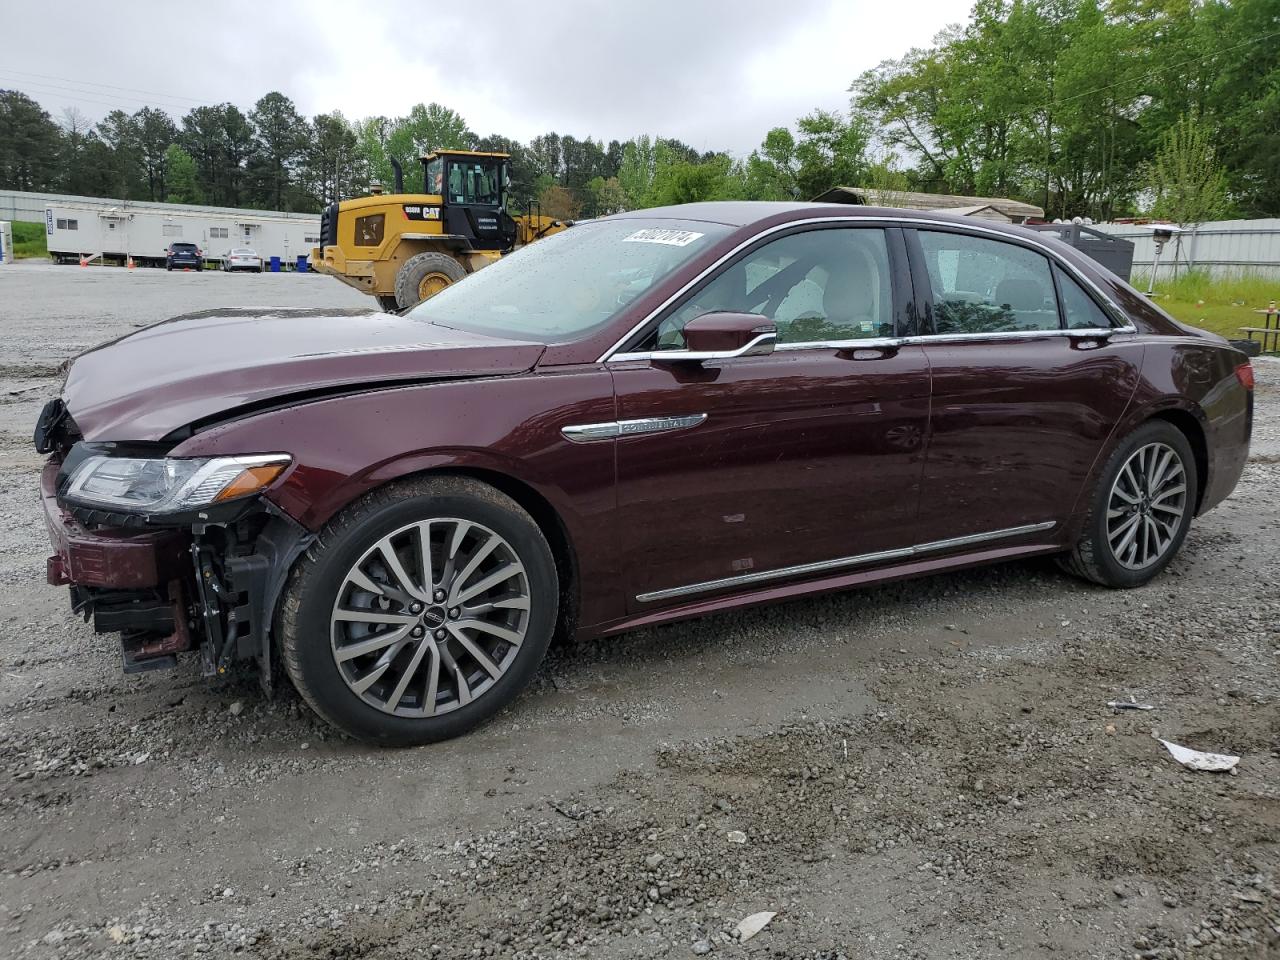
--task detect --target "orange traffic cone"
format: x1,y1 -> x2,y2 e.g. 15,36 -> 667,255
79,255 -> 87,267
127,256 -> 135,270
183,267 -> 190,272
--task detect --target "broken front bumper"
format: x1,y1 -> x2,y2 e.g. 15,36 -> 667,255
40,458 -> 311,683
41,459 -> 195,671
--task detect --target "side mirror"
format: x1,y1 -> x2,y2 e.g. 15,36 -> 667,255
654,312 -> 776,363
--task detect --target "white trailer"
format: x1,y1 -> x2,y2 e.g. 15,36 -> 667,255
44,201 -> 321,269
0,221 -> 12,265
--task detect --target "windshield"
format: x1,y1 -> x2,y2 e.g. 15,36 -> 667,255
408,218 -> 731,341
447,159 -> 501,205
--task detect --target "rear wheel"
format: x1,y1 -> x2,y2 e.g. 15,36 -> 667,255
1060,420 -> 1197,588
394,252 -> 467,310
280,476 -> 558,746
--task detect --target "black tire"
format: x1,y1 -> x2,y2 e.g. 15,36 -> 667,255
279,475 -> 558,746
1059,420 -> 1198,588
376,295 -> 401,313
393,252 -> 467,310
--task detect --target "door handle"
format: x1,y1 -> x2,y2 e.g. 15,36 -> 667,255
837,344 -> 900,360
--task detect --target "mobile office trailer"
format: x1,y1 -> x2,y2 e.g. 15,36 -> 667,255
44,202 -> 322,268
0,221 -> 11,264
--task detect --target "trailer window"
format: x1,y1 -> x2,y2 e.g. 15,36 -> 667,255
354,214 -> 385,247
163,224 -> 183,237
210,227 -> 228,239
55,218 -> 78,230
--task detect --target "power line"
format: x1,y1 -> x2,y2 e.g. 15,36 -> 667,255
0,75 -> 206,114
0,67 -> 216,106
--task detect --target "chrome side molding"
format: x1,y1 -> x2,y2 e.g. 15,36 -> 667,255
561,413 -> 709,444
635,520 -> 1057,603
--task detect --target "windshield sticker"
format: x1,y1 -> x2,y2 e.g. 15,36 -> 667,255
622,228 -> 705,247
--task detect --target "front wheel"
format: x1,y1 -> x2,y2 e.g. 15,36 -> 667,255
279,476 -> 558,745
393,252 -> 467,310
1060,420 -> 1197,588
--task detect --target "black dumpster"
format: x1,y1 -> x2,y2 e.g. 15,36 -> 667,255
1029,223 -> 1135,281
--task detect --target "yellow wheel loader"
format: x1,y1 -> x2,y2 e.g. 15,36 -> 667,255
311,150 -> 568,311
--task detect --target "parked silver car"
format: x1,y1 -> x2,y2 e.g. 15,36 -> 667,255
222,248 -> 263,273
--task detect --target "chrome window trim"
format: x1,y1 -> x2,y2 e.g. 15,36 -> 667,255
561,413 -> 708,443
635,520 -> 1057,603
598,215 -> 1131,362
608,326 -> 1136,361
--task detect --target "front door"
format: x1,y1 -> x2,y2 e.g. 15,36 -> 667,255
609,225 -> 931,611
906,227 -> 1145,541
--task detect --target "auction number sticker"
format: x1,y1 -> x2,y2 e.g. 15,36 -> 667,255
622,228 -> 704,247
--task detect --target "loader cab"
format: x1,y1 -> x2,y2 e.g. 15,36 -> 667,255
423,150 -> 517,252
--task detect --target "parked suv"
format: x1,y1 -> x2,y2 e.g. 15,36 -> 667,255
165,242 -> 202,271
34,203 -> 1253,746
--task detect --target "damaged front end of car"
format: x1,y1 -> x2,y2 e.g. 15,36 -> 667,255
35,397 -> 311,690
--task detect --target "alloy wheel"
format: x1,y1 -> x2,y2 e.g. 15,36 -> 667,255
1105,441 -> 1187,570
330,518 -> 531,717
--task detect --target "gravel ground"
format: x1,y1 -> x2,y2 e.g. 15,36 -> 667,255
0,260 -> 1277,960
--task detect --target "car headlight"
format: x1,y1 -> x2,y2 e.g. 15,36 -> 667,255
64,454 -> 291,514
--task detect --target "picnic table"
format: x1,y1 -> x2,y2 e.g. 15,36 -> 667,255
1240,300 -> 1279,352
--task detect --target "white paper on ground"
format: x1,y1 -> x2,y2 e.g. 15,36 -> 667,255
734,911 -> 776,942
1159,739 -> 1239,772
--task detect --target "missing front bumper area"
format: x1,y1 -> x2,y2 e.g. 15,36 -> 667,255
44,457 -> 313,686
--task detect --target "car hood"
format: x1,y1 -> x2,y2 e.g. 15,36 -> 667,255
62,307 -> 546,441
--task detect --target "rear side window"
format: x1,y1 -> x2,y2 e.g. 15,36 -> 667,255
917,231 -> 1060,334
1054,264 -> 1114,329
354,214 -> 385,247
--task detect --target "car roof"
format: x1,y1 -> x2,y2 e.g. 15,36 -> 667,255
605,200 -> 1044,243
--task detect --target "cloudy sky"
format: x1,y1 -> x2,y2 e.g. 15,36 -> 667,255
2,0 -> 970,155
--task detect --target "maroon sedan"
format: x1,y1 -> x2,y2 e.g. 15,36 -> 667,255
34,203 -> 1254,745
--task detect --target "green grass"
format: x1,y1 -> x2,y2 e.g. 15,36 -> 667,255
10,221 -> 48,259
1134,270 -> 1280,343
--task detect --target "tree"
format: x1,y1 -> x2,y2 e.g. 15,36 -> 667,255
0,91 -> 61,191
303,111 -> 359,207
164,143 -> 201,204
537,183 -> 580,220
133,107 -> 178,200
1146,111 -> 1231,226
95,109 -> 143,198
248,92 -> 307,209
792,109 -> 870,198
618,135 -> 656,207
585,175 -> 628,216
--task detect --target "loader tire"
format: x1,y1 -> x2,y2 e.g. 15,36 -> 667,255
394,252 -> 467,310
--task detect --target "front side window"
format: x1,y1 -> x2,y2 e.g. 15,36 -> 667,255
918,231 -> 1060,334
408,218 -> 730,342
354,214 -> 385,247
425,157 -> 444,195
644,227 -> 895,350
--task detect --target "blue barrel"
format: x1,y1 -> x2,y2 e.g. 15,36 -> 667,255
296,255 -> 308,273
269,256 -> 281,272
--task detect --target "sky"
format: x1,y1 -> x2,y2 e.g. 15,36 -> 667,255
0,0 -> 971,156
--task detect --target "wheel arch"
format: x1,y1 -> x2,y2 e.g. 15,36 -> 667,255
312,462 -> 582,646
1146,407 -> 1209,515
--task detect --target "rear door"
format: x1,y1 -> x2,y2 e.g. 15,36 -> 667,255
906,227 -> 1144,542
608,224 -> 932,610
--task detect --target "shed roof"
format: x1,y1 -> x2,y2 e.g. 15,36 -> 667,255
812,186 -> 1044,221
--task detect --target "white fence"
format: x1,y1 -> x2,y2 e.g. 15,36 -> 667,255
1093,219 -> 1280,281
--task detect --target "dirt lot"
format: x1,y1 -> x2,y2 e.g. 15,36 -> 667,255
0,260 -> 1277,960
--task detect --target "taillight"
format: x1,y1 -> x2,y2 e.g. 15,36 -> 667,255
1236,363 -> 1255,391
